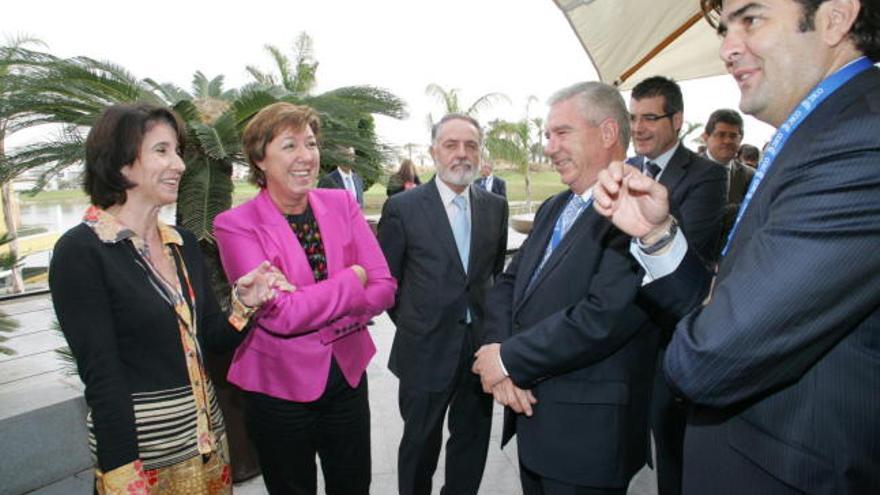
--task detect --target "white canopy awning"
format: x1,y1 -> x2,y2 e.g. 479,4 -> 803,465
555,0 -> 727,90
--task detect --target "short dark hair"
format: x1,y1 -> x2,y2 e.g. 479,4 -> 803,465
701,0 -> 879,61
737,143 -> 760,163
84,103 -> 185,208
242,102 -> 321,187
630,76 -> 684,115
705,108 -> 744,136
431,113 -> 483,144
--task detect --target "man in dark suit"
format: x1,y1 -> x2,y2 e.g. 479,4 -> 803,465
593,0 -> 880,493
378,113 -> 508,495
472,82 -> 656,495
628,76 -> 727,495
317,145 -> 365,208
700,108 -> 755,247
474,159 -> 507,198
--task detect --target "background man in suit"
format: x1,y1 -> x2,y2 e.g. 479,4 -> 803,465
474,159 -> 507,198
628,75 -> 727,495
701,108 -> 756,246
318,145 -> 365,208
378,113 -> 508,495
472,82 -> 655,495
593,0 -> 880,493
736,143 -> 760,168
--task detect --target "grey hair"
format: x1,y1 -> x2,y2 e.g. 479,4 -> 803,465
431,113 -> 483,145
548,82 -> 631,149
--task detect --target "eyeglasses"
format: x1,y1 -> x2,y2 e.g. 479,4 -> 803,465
629,112 -> 675,124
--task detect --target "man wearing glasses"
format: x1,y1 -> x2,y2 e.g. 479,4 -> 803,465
627,75 -> 727,495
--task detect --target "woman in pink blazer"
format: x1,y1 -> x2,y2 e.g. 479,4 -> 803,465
213,102 -> 396,495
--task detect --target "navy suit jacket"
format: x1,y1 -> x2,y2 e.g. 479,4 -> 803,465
318,168 -> 365,208
474,175 -> 507,198
650,67 -> 880,494
378,180 -> 508,392
484,189 -> 656,488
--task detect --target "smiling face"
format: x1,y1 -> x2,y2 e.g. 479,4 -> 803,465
629,95 -> 682,159
430,118 -> 481,193
544,97 -> 610,195
258,125 -> 320,214
121,121 -> 185,208
718,0 -> 832,127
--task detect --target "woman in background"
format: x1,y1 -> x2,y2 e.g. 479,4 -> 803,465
214,102 -> 396,494
386,158 -> 421,197
50,103 -> 286,494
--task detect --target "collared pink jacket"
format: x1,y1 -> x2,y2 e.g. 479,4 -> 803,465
214,188 -> 396,402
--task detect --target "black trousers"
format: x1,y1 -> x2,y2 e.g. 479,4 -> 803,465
651,349 -> 688,495
244,358 -> 370,495
520,462 -> 626,495
397,332 -> 493,495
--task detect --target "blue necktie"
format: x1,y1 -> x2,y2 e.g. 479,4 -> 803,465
529,194 -> 587,289
452,195 -> 471,322
451,195 -> 470,273
343,175 -> 356,197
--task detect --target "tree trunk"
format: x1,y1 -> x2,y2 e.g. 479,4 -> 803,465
524,163 -> 533,213
0,131 -> 24,294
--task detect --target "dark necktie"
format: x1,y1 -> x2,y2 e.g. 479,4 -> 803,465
644,161 -> 662,179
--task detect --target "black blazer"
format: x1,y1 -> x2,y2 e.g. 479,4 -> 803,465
719,160 -> 756,249
474,175 -> 507,198
318,168 -> 365,208
651,67 -> 880,494
484,189 -> 655,488
631,145 -> 727,267
378,179 -> 508,392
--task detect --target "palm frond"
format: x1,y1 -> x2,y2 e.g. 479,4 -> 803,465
175,154 -> 234,241
466,92 -> 511,117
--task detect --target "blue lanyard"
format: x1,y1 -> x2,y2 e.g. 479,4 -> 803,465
721,57 -> 874,257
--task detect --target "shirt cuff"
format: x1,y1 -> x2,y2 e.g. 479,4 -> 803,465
630,229 -> 688,285
498,353 -> 510,377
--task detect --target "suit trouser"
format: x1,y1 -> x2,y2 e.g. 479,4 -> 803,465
244,358 -> 370,495
651,349 -> 688,495
397,331 -> 493,495
519,462 -> 626,495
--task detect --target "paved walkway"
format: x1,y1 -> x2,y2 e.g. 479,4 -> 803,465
4,294 -> 657,494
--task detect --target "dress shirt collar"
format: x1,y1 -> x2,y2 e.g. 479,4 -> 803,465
645,142 -> 679,176
435,177 -> 471,208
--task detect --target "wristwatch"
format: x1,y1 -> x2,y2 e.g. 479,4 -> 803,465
638,216 -> 678,255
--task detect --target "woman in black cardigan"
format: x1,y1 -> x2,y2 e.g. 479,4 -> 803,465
49,103 -> 288,495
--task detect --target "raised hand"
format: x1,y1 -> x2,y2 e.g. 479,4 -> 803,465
593,161 -> 671,239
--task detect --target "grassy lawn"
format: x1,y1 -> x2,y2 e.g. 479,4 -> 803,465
19,169 -> 567,216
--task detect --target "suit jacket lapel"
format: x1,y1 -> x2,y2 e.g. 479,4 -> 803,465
513,193 -> 567,305
307,191 -> 343,275
658,144 -> 689,193
467,187 -> 489,278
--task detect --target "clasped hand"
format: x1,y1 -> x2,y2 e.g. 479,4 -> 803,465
472,343 -> 537,416
234,260 -> 296,308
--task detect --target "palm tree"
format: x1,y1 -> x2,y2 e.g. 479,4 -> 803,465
245,33 -> 406,188
485,119 -> 535,210
0,35 -> 49,293
424,84 -> 510,121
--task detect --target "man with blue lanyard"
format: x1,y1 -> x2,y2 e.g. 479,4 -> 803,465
593,0 -> 880,493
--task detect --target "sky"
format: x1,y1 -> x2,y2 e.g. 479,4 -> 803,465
5,0 -> 775,161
